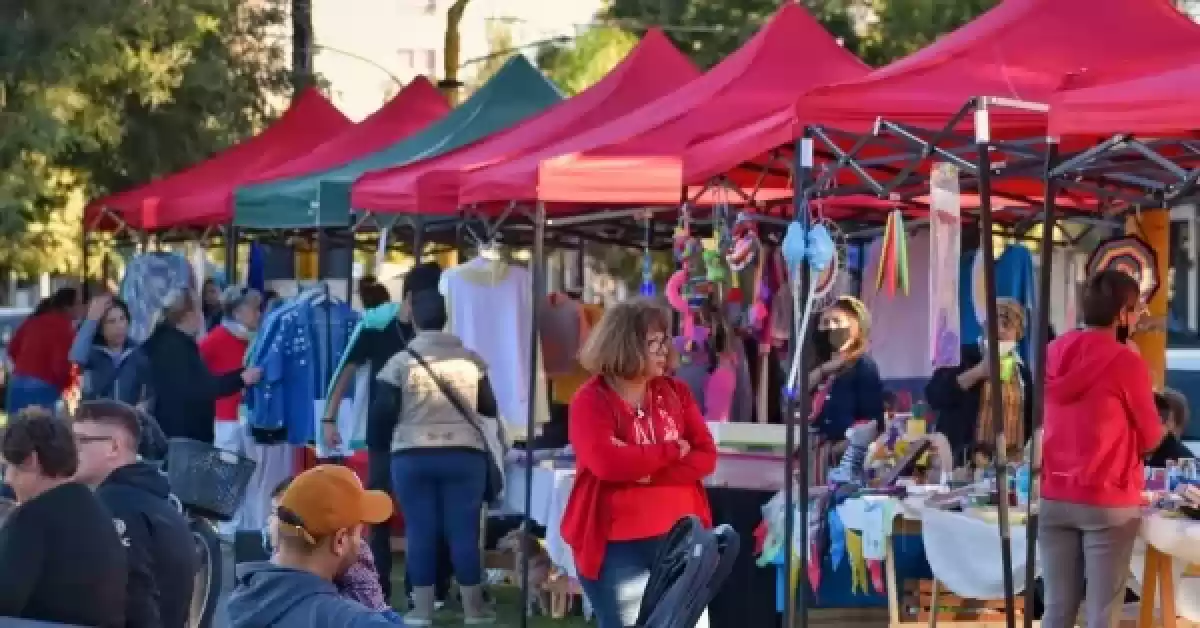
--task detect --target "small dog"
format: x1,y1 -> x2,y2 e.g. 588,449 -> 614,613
497,529 -> 564,616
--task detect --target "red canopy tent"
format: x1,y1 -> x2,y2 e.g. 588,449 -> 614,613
1049,60 -> 1200,138
165,76 -> 451,228
85,87 -> 350,232
792,0 -> 1200,136
350,30 -> 697,216
688,0 -> 1200,211
454,2 -> 868,211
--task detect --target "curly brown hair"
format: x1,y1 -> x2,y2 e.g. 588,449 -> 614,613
579,299 -> 677,379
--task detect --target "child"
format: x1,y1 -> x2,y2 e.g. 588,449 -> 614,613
266,478 -> 403,622
1147,388 -> 1193,467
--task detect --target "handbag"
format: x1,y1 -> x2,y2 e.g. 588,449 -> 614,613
405,348 -> 507,502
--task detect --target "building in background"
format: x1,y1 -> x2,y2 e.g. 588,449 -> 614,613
313,0 -> 601,120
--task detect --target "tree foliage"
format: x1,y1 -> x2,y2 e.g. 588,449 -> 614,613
602,0 -> 1001,69
466,19 -> 516,94
538,27 -> 638,96
0,0 -> 291,276
858,0 -> 999,66
603,0 -> 861,69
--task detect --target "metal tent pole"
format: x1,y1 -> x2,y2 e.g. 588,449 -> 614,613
784,132 -> 814,628
973,100 -> 1018,628
1024,142 -> 1059,628
518,201 -> 546,628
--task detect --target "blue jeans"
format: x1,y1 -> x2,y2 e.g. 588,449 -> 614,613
5,375 -> 60,416
579,536 -> 666,628
391,449 -> 487,587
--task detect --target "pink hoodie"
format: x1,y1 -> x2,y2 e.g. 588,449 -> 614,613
1041,329 -> 1163,507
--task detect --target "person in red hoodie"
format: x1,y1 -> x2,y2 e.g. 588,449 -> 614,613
6,287 -> 82,415
561,299 -> 717,628
199,286 -> 263,451
1040,269 -> 1163,628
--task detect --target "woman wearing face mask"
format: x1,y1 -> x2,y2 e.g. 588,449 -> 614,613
141,288 -> 262,444
926,297 -> 1034,462
806,296 -> 885,458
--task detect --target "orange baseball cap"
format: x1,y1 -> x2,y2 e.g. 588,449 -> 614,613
277,465 -> 392,540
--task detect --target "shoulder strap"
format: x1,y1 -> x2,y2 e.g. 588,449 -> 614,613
405,348 -> 486,439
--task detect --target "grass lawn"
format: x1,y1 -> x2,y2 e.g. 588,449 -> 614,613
388,563 -> 590,628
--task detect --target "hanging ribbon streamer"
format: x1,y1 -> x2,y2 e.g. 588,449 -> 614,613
875,209 -> 910,297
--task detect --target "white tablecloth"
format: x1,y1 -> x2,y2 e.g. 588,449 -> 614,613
503,464 -> 578,577
1130,511 -> 1200,621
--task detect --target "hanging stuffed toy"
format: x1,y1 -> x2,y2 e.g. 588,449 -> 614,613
727,213 -> 761,273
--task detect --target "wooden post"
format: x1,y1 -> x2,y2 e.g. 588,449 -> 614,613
1127,209 -> 1170,387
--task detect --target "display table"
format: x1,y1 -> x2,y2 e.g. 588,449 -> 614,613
1134,511 -> 1200,628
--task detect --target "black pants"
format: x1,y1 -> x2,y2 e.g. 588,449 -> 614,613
368,448 -> 453,601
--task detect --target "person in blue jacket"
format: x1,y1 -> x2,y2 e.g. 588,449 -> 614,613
805,296 -> 885,457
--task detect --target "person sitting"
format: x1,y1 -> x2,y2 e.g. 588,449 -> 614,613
264,478 -> 402,623
73,399 -> 197,628
926,297 -> 1034,463
227,465 -> 399,628
1147,388 -> 1193,467
0,407 -> 127,627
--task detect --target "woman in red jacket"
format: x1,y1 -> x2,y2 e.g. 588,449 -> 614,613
1040,270 -> 1163,628
6,288 -> 81,415
561,299 -> 717,628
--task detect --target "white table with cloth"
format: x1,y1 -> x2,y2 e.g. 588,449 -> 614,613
1131,510 -> 1200,628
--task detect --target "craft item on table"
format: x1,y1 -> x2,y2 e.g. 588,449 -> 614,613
828,420 -> 880,485
1086,234 -> 1161,301
930,163 -> 962,368
874,209 -> 910,297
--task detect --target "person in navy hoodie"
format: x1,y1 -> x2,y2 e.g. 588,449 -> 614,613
805,296 -> 885,462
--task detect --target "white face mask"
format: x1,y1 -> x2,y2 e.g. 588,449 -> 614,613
998,340 -> 1017,356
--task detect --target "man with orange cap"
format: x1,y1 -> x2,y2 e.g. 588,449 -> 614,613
226,465 -> 399,627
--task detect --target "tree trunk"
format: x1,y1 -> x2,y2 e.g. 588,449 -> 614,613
442,0 -> 471,104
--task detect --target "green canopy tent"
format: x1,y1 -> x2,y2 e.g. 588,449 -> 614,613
234,55 -> 562,229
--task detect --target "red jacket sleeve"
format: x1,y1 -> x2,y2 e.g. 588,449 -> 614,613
649,379 -> 718,484
1119,351 -> 1164,454
568,386 -> 680,482
47,317 -> 76,391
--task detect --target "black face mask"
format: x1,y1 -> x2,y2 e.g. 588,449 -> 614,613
1116,324 -> 1130,344
812,329 -> 835,362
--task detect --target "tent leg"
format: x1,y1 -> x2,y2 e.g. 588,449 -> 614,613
518,202 -> 546,628
974,102 -> 1017,628
784,132 -> 814,628
1024,143 -> 1059,628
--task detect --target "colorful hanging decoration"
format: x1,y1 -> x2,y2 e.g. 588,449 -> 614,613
1085,234 -> 1160,301
727,213 -> 761,273
874,209 -> 910,297
640,215 -> 655,296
